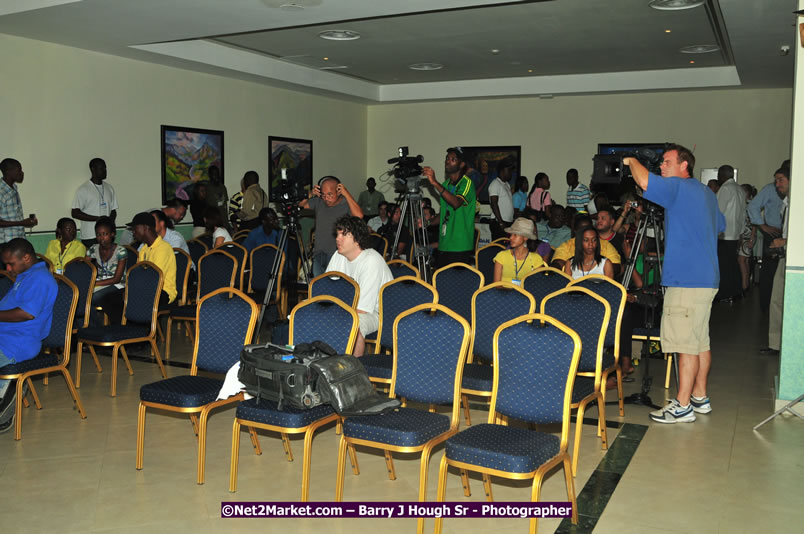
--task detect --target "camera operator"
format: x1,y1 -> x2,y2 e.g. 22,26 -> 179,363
300,176 -> 363,277
623,144 -> 725,424
422,147 -> 477,268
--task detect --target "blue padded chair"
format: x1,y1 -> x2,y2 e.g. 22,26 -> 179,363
335,304 -> 471,534
542,287 -> 610,476
77,261 -> 167,397
123,245 -> 139,272
187,239 -> 208,273
361,276 -> 438,384
474,243 -> 505,286
0,275 -> 86,441
460,282 -> 535,426
229,297 -> 358,501
248,243 -> 286,317
432,262 -> 484,324
386,259 -> 420,279
0,270 -> 14,300
35,253 -> 55,273
64,258 -> 102,378
308,271 -> 360,309
370,232 -> 389,259
156,248 -> 192,345
289,295 -> 360,354
433,314 -> 581,534
136,287 -> 258,484
165,249 -> 237,359
219,241 -> 248,291
569,274 -> 627,416
197,233 -> 214,250
521,266 -> 572,308
232,230 -> 249,244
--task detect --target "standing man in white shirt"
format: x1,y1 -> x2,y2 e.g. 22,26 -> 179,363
488,158 -> 515,241
72,158 -> 118,248
715,165 -> 746,301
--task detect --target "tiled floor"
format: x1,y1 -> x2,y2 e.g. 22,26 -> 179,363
1,290 -> 802,533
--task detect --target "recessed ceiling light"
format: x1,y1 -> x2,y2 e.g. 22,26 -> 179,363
665,29 -> 672,33
318,30 -> 361,41
527,69 -> 533,73
649,0 -> 704,10
491,49 -> 500,55
408,63 -> 443,71
323,57 -> 329,60
689,60 -> 696,64
680,44 -> 720,54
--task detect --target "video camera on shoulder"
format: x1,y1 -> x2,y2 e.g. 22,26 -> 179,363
592,147 -> 663,185
388,146 -> 425,194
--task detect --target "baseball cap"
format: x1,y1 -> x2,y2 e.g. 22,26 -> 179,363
127,212 -> 156,228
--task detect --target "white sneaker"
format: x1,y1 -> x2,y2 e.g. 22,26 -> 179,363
690,395 -> 712,414
649,399 -> 696,424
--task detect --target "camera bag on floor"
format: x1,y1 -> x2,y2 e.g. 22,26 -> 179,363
239,341 -> 400,415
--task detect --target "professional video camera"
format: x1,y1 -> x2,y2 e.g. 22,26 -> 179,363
388,146 -> 424,194
275,168 -> 306,220
592,147 -> 663,185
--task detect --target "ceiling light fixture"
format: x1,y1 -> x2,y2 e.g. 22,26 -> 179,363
318,30 -> 361,41
649,0 -> 704,10
408,63 -> 443,71
679,44 -> 720,54
689,60 -> 696,64
665,29 -> 672,33
278,3 -> 305,11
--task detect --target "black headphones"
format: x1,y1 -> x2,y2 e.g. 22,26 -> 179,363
317,175 -> 341,187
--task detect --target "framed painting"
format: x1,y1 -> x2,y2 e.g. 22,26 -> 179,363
269,136 -> 313,202
459,146 -> 521,204
161,125 -> 224,205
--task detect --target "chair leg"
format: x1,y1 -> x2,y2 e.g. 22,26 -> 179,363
248,426 -> 262,455
572,401 -> 588,477
197,405 -> 214,485
347,444 -> 359,475
13,378 -> 25,441
384,450 -> 396,480
229,419 -> 242,492
300,418 -> 330,502
530,473 -> 545,534
136,402 -> 147,469
461,394 -> 472,426
149,339 -> 167,379
335,435 -> 348,501
597,393 -> 609,451
165,317 -> 173,360
26,378 -> 42,409
189,414 -> 199,436
460,469 -> 471,497
110,345 -> 119,397
482,474 -> 494,501
563,455 -> 579,525
75,342 -> 83,388
280,433 -> 294,461
60,368 -> 86,418
119,345 -> 134,376
616,365 -> 625,417
665,353 -> 673,389
87,344 -> 103,372
433,454 -> 449,534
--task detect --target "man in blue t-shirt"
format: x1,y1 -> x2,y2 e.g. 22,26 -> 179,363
624,144 -> 725,425
0,238 -> 58,433
243,207 -> 281,252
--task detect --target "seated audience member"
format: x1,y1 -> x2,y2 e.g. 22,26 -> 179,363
86,217 -> 128,325
536,204 -> 572,248
325,216 -> 393,357
45,217 -> 86,273
99,212 -> 177,323
493,218 -> 544,284
0,238 -> 58,432
422,206 -> 440,252
150,210 -> 189,256
551,214 -> 621,270
163,198 -> 188,227
564,227 -> 614,280
190,182 -> 208,238
204,206 -> 232,248
564,206 -> 578,231
243,208 -> 280,252
379,204 -> 411,258
367,201 -> 389,232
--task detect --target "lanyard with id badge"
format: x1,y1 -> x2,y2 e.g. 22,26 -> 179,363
95,183 -> 108,213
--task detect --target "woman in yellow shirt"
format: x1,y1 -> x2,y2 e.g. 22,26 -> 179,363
493,217 -> 544,285
45,217 -> 86,273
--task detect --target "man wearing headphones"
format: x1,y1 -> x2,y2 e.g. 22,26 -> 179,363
300,176 -> 363,276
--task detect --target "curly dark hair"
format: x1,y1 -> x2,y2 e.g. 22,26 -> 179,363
332,215 -> 372,250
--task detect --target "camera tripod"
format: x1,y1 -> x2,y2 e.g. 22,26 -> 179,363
391,191 -> 431,282
255,204 -> 311,336
621,204 -> 666,409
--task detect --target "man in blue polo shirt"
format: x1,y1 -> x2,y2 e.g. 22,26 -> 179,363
624,144 -> 725,424
0,238 -> 58,433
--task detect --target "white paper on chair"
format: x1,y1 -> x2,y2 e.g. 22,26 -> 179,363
216,361 -> 253,401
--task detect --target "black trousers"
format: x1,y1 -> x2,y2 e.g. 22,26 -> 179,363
716,239 -> 741,300
435,250 -> 474,270
490,220 -> 512,241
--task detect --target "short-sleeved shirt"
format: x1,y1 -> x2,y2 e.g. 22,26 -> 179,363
0,262 -> 58,362
552,238 -> 622,265
72,180 -> 118,239
138,235 -> 177,303
0,179 -> 25,243
528,188 -> 552,211
308,196 -> 351,255
87,244 -> 128,283
488,177 -> 514,222
566,183 -> 591,210
513,191 -> 527,212
45,239 -> 87,273
439,175 -> 476,253
243,226 -> 280,252
358,190 -> 385,218
535,222 -> 572,248
643,173 -> 725,288
493,249 -> 544,283
326,248 -> 394,316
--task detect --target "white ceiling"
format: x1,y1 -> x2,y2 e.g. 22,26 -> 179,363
0,0 -> 797,102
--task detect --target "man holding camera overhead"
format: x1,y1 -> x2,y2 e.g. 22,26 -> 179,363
624,144 -> 725,425
423,147 -> 477,269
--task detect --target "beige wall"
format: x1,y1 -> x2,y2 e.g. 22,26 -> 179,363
0,33 -> 367,231
367,89 -> 792,207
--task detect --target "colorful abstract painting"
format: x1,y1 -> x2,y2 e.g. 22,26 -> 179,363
161,125 -> 224,204
269,136 -> 313,202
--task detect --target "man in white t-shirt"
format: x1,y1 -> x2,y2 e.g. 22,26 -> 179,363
488,158 -> 515,240
325,215 -> 393,356
72,158 -> 118,247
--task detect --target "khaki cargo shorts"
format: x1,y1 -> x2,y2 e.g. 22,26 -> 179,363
660,287 -> 718,355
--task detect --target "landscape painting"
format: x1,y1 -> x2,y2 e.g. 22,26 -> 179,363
269,136 -> 313,202
161,125 -> 224,204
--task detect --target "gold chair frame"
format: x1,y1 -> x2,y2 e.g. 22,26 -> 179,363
308,271 -> 360,309
219,241 -> 248,291
369,232 -> 389,259
386,258 -> 420,279
35,253 -> 55,273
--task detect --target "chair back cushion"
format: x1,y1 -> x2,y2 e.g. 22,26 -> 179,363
472,285 -> 533,363
310,273 -> 357,308
523,269 -> 570,307
434,264 -> 483,323
388,261 -> 416,279
43,276 -> 78,349
187,240 -> 207,267
198,250 -> 236,298
290,298 -> 356,354
124,263 -> 162,325
249,244 -> 283,293
475,243 -> 505,285
63,259 -> 94,319
195,290 -> 257,373
378,277 -> 437,349
542,289 -> 608,372
174,249 -> 191,302
570,277 -> 624,347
